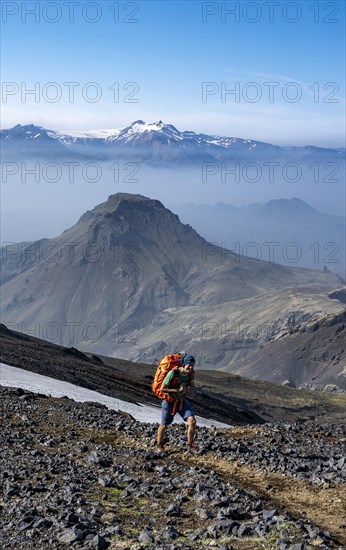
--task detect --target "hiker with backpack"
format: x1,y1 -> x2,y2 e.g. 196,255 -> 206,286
152,353 -> 199,454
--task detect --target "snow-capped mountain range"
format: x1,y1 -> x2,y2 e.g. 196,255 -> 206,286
1,120 -> 344,163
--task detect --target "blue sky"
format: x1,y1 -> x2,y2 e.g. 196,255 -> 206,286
1,0 -> 345,145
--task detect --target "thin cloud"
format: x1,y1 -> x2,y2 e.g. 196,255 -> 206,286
224,69 -> 344,103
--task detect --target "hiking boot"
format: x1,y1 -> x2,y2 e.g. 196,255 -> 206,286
187,442 -> 199,454
157,443 -> 165,453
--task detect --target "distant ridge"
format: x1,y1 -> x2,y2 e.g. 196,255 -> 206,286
174,198 -> 345,276
1,121 -> 344,163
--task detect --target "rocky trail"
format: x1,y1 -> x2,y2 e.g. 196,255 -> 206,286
1,387 -> 345,549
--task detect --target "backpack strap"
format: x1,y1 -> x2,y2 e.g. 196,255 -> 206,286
171,396 -> 184,416
171,399 -> 178,416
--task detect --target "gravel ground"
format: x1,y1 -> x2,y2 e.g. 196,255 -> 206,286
1,386 -> 345,549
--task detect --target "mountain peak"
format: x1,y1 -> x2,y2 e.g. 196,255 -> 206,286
131,119 -> 145,126
13,123 -> 43,131
102,192 -> 163,210
77,193 -> 167,224
262,198 -> 319,214
128,120 -> 168,132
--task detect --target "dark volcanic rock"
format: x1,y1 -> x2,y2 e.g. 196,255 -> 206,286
0,386 -> 344,550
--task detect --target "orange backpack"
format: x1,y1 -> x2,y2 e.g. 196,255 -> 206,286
152,353 -> 185,402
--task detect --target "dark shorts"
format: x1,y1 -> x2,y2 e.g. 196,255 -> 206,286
161,398 -> 195,425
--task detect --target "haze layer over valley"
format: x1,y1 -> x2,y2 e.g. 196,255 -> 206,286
2,120 -> 345,245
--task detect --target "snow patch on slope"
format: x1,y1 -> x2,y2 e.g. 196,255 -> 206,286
0,363 -> 230,428
53,129 -> 122,140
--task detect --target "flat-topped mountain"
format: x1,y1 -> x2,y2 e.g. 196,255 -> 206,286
1,194 -> 343,376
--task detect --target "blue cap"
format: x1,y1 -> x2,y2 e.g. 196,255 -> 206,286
183,355 -> 195,366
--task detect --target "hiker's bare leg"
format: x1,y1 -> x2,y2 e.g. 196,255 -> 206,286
187,416 -> 196,445
157,424 -> 166,445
